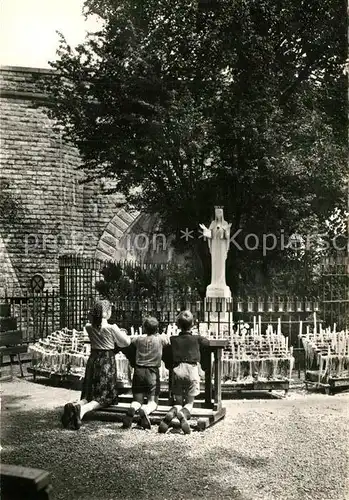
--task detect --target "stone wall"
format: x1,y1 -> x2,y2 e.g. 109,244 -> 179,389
0,66 -> 123,293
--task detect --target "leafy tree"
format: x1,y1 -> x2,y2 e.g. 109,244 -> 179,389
95,260 -> 202,300
96,261 -> 167,299
42,0 -> 347,293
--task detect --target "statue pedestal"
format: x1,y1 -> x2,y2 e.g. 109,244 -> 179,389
205,285 -> 232,335
206,284 -> 231,299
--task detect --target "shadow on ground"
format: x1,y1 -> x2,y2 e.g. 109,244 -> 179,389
224,390 -> 282,400
1,400 -> 265,500
23,373 -> 83,391
1,394 -> 32,410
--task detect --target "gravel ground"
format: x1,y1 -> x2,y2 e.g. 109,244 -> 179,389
1,376 -> 349,500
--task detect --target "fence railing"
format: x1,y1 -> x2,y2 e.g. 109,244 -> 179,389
3,253 -> 347,380
4,290 -> 60,343
4,290 -> 340,377
58,253 -> 349,328
320,254 -> 349,327
4,290 -> 325,340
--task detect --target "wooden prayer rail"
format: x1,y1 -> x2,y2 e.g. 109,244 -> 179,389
204,339 -> 226,410
88,338 -> 230,431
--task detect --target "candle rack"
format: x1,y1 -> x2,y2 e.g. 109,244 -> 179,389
27,317 -> 294,398
300,313 -> 349,394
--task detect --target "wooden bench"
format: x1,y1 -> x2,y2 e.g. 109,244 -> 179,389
0,330 -> 27,378
1,464 -> 52,500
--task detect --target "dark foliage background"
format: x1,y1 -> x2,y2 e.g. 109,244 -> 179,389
40,0 -> 347,294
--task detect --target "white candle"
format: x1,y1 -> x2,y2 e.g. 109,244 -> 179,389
289,346 -> 293,380
313,312 -> 317,335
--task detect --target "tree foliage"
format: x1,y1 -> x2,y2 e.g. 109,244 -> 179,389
95,261 -> 166,299
42,0 -> 347,292
95,260 -> 202,300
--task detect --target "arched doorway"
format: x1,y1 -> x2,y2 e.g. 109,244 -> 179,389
94,211 -> 175,263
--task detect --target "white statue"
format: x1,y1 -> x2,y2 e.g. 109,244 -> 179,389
200,207 -> 231,296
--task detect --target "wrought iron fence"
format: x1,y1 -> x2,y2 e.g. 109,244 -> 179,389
3,253 -> 348,380
4,289 -> 60,343
58,255 -> 176,329
4,288 -> 319,342
320,256 -> 349,328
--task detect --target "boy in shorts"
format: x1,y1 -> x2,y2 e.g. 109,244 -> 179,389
122,317 -> 169,430
159,310 -> 209,434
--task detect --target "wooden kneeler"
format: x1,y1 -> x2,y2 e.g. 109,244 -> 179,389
86,339 -> 228,431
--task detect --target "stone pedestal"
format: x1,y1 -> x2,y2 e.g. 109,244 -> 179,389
206,284 -> 231,299
205,286 -> 232,335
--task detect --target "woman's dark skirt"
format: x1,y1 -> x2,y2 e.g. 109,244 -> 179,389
81,350 -> 119,406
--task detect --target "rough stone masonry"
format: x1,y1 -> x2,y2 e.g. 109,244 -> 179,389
0,66 -> 129,293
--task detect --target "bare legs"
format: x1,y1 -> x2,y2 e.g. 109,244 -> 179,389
79,400 -> 101,419
123,393 -> 158,429
141,395 -> 157,415
62,399 -> 102,430
129,393 -> 143,414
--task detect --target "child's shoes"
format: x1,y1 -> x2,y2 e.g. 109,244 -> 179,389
158,407 -> 177,433
178,407 -> 191,435
72,403 -> 82,430
61,402 -> 74,429
139,408 -> 151,430
122,407 -> 136,429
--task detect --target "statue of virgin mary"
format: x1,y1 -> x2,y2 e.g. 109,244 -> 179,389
199,207 -> 231,296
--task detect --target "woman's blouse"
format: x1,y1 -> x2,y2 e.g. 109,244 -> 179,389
85,321 -> 131,350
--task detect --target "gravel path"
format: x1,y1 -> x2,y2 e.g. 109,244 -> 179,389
1,378 -> 349,500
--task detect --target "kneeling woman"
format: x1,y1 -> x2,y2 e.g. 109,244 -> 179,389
62,299 -> 130,429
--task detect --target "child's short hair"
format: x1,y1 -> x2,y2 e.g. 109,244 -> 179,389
176,310 -> 194,331
143,316 -> 159,335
